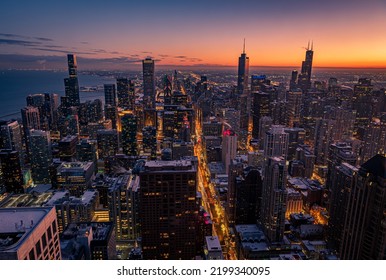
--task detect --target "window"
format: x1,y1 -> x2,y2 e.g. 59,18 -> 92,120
29,249 -> 35,260
36,240 -> 42,256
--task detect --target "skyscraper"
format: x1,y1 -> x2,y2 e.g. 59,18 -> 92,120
117,78 -> 135,109
143,57 -> 155,109
251,92 -> 271,139
0,149 -> 23,193
140,160 -> 198,259
96,129 -> 119,159
286,90 -> 302,127
29,130 -> 52,184
222,129 -> 238,174
297,42 -> 314,92
64,54 -> 80,107
120,113 -> 138,156
104,84 -> 117,107
339,154 -> 386,259
260,156 -> 288,243
261,126 -> 289,243
237,39 -> 249,95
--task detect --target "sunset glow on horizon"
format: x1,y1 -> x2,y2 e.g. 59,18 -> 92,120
1,0 -> 386,69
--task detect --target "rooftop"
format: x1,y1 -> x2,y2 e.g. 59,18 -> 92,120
205,236 -> 222,251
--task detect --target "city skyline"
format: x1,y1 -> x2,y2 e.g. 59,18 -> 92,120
1,1 -> 386,69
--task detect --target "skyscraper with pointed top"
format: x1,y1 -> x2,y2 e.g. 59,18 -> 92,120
297,41 -> 314,92
237,39 -> 249,95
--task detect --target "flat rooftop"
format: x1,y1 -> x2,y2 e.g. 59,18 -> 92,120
205,236 -> 222,251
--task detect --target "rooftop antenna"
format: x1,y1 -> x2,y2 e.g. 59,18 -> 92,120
307,40 -> 310,51
243,38 -> 245,54
311,40 -> 314,51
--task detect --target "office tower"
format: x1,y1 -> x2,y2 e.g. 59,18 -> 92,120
326,142 -> 357,190
56,162 -> 95,197
0,120 -> 23,160
222,129 -> 237,174
116,78 -> 130,108
251,92 -> 271,139
314,119 -> 336,165
58,114 -> 80,137
120,113 -> 138,156
0,207 -> 61,260
21,106 -> 41,137
78,99 -> 103,127
340,154 -> 386,259
104,104 -> 118,129
295,144 -> 315,178
237,39 -> 249,95
228,165 -> 263,225
284,127 -> 305,160
45,190 -> 99,233
261,126 -> 289,242
162,111 -> 176,139
76,139 -> 97,164
58,135 -> 79,162
286,90 -> 302,127
104,84 -> 117,107
96,129 -> 119,158
353,78 -> 373,132
0,149 -> 23,193
108,174 -> 140,241
327,162 -> 358,252
29,130 -> 52,184
44,93 -> 59,130
361,119 -> 386,164
257,116 -> 273,149
260,156 -> 288,243
297,42 -> 314,91
263,125 -> 289,159
140,160 -> 197,259
142,126 -> 157,159
61,222 -> 116,260
143,57 -> 155,109
289,70 -> 298,90
64,54 -> 80,107
332,107 -> 356,141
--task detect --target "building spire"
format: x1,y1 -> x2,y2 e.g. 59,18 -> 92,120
307,40 -> 310,50
311,40 -> 313,51
243,38 -> 245,54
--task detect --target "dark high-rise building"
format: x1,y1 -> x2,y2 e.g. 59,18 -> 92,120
76,139 -> 97,163
58,135 -> 79,162
228,164 -> 263,225
78,99 -> 103,127
251,92 -> 271,139
29,130 -> 52,184
0,149 -> 23,193
56,162 -> 95,197
104,104 -> 118,130
117,78 -> 135,109
353,78 -> 373,133
97,129 -> 119,158
339,155 -> 386,259
297,42 -> 314,91
260,156 -> 288,243
289,70 -> 298,90
328,162 -> 358,252
286,90 -> 302,127
0,120 -> 23,160
121,113 -> 138,156
163,75 -> 173,105
64,54 -> 80,107
142,126 -> 157,159
140,160 -> 198,259
261,126 -> 289,243
143,57 -> 155,109
104,84 -> 117,107
237,40 -> 249,95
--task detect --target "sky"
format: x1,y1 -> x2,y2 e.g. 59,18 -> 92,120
1,0 -> 386,70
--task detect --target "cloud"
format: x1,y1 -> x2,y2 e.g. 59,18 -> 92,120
34,37 -> 53,42
0,33 -> 30,39
175,55 -> 187,59
0,38 -> 41,47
